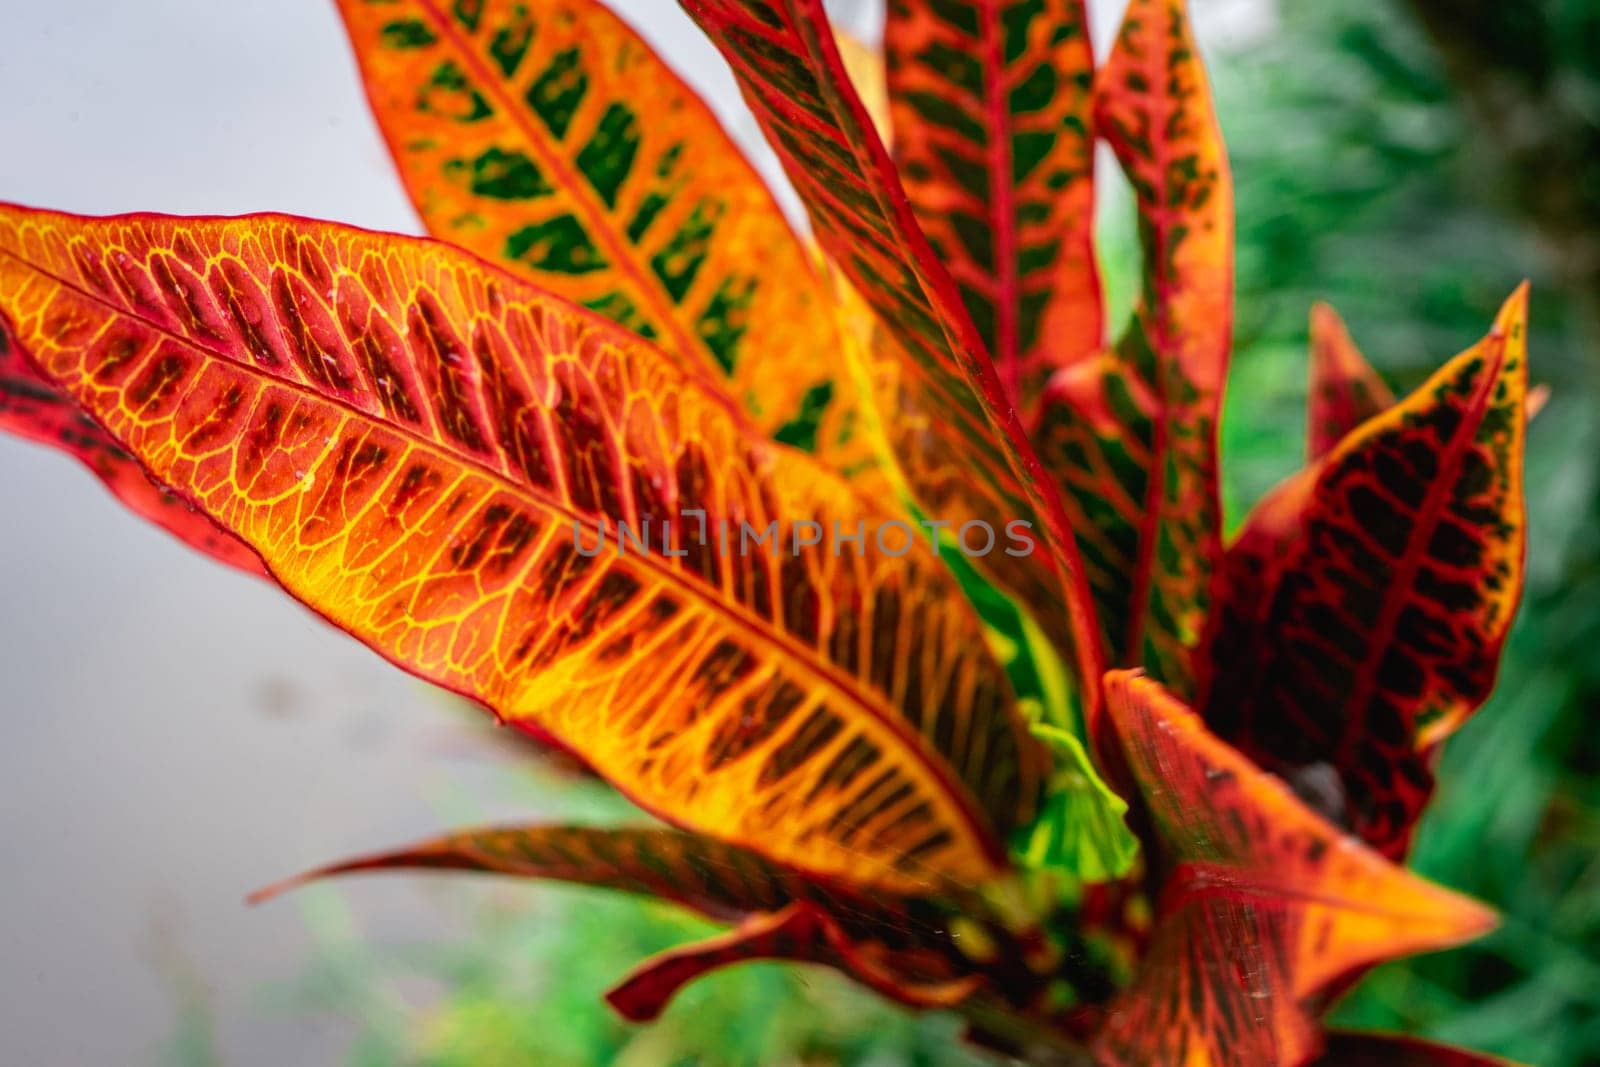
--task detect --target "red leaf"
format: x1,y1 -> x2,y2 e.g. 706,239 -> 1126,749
605,901 -> 983,1021
1307,302 -> 1395,461
1097,671 -> 1496,1062
1201,287 -> 1531,857
885,0 -> 1101,414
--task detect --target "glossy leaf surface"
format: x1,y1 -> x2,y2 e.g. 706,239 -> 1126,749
885,0 -> 1101,414
1202,288 -> 1529,857
333,0 -> 873,470
680,0 -> 1108,710
0,203 -> 1044,894
1307,302 -> 1395,461
1097,672 -> 1496,1065
0,322 -> 263,574
1032,0 -> 1232,699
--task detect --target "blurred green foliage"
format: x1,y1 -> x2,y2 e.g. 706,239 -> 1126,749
163,2 -> 1597,1063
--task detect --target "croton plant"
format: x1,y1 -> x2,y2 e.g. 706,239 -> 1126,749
0,0 -> 1535,1063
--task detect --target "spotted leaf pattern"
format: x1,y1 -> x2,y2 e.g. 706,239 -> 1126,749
1201,288 -> 1529,858
1032,0 -> 1232,701
0,204 -> 1047,894
680,0 -> 1107,716
333,0 -> 874,472
1308,302 -> 1395,461
1097,672 -> 1497,1066
0,321 -> 263,575
886,0 -> 1101,416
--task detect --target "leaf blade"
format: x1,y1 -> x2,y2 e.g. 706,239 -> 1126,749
1307,302 -> 1396,461
885,0 -> 1102,413
1201,287 -> 1530,857
680,0 -> 1108,719
1098,671 -> 1496,1063
0,203 -> 1043,894
1033,0 -> 1233,698
0,321 -> 264,574
333,0 -> 874,473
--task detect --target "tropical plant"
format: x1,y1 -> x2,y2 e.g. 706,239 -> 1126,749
0,0 -> 1538,1063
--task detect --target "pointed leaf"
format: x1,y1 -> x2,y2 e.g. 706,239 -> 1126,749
1201,288 -> 1530,857
680,0 -> 1108,719
605,901 -> 984,1021
0,203 -> 1045,894
254,823 -> 894,925
0,321 -> 263,574
1308,302 -> 1395,461
1033,0 -> 1233,698
885,0 -> 1102,414
332,0 -> 875,474
1100,670 -> 1495,1063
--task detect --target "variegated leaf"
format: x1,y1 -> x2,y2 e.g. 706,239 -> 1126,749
1096,672 -> 1496,1065
0,321 -> 263,574
1200,288 -> 1530,858
1032,0 -> 1232,700
886,0 -> 1101,416
680,0 -> 1108,720
333,0 -> 875,473
0,203 -> 1045,894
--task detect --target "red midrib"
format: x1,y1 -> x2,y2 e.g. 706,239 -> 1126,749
1335,340 -> 1505,763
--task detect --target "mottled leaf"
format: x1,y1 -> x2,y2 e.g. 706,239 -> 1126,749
680,0 -> 1108,721
333,0 -> 875,474
1201,287 -> 1530,858
0,321 -> 263,574
0,203 -> 1046,894
1096,672 -> 1496,1064
1308,301 -> 1395,461
1032,0 -> 1233,700
886,0 -> 1101,415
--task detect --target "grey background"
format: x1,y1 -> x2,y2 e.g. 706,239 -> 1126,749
0,1 -> 1261,1062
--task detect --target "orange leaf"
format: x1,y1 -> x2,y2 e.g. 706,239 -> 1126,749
1097,671 -> 1496,1064
0,203 -> 1044,895
332,0 -> 875,474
